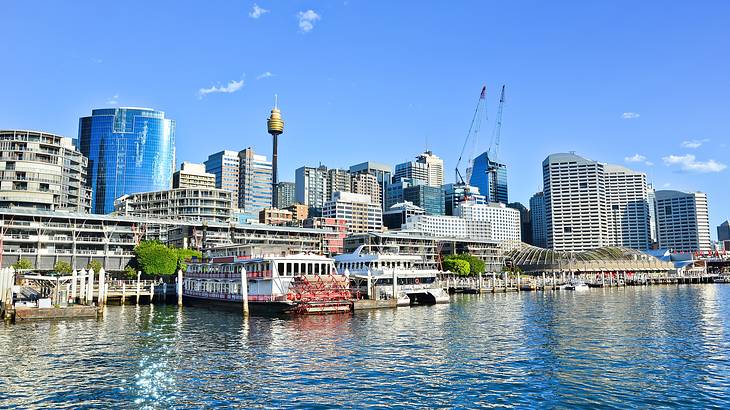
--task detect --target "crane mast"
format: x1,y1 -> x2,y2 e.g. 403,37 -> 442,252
455,86 -> 487,185
489,85 -> 506,161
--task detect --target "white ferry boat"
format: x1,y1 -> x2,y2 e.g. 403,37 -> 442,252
184,253 -> 352,315
334,246 -> 449,306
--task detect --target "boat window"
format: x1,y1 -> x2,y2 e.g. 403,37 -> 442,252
293,263 -> 299,274
278,263 -> 285,276
287,263 -> 292,276
314,263 -> 320,274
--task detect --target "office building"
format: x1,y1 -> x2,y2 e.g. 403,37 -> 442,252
382,201 -> 425,230
402,214 -> 491,241
351,173 -> 381,206
455,201 -> 521,243
403,184 -> 445,215
326,168 -> 352,200
349,161 -> 392,209
286,203 -> 309,222
204,150 -> 240,205
79,107 -> 176,214
322,191 -> 382,234
507,202 -> 531,244
647,184 -> 658,246
655,190 -> 711,252
173,162 -> 215,189
259,208 -> 293,225
385,178 -> 416,210
718,221 -> 730,242
444,183 -> 486,216
469,151 -> 508,204
394,150 -> 444,187
605,164 -> 651,250
238,147 -> 272,213
530,192 -> 547,248
0,129 -> 91,212
275,181 -> 296,209
114,187 -> 234,223
295,165 -> 328,212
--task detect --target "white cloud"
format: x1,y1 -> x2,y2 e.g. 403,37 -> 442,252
645,161 -> 654,166
297,10 -> 321,32
256,71 -> 274,80
662,154 -> 727,173
106,94 -> 119,105
249,3 -> 269,19
681,138 -> 710,149
624,154 -> 646,163
198,79 -> 244,98
662,182 -> 672,188
621,112 -> 640,119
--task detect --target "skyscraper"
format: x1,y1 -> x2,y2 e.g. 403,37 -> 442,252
204,150 -> 240,205
296,165 -> 329,212
394,150 -> 444,187
605,164 -> 650,249
238,147 -> 272,213
79,107 -> 176,214
443,183 -> 486,216
718,221 -> 730,242
507,202 -> 531,244
173,162 -> 215,189
403,184 -> 445,215
276,181 -> 296,209
469,151 -> 508,204
351,173 -> 381,206
349,161 -> 391,210
529,192 -> 547,248
655,190 -> 711,252
326,168 -> 351,200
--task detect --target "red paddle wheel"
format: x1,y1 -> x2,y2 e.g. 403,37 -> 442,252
287,274 -> 352,314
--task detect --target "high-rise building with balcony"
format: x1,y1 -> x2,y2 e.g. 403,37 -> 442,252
173,162 -> 215,189
326,168 -> 351,200
349,161 -> 391,209
604,164 -> 650,249
275,181 -> 296,209
351,173 -> 381,206
0,130 -> 91,212
79,107 -> 175,214
114,187 -> 233,223
204,150 -> 240,204
238,147 -> 272,213
295,165 -> 328,212
655,190 -> 711,252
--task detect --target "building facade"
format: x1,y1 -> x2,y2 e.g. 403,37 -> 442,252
114,187 -> 233,223
402,214 -> 491,241
275,181 -> 296,209
351,173 -> 382,207
238,147 -> 272,213
469,151 -> 508,204
204,150 -> 240,205
0,130 -> 91,212
655,190 -> 711,252
455,201 -> 521,243
349,161 -> 392,210
79,107 -> 176,214
258,208 -> 293,225
718,221 -> 730,242
382,201 -> 425,230
295,165 -> 329,212
529,191 -> 547,248
604,164 -> 650,250
507,202 -> 531,244
394,150 -> 444,187
444,183 -> 486,216
322,191 -> 382,234
326,168 -> 352,200
173,162 -> 215,189
403,184 -> 445,215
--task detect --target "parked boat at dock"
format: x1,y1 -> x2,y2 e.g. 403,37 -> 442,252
184,253 -> 352,315
334,246 -> 449,306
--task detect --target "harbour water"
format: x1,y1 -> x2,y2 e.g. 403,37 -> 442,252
2,285 -> 730,408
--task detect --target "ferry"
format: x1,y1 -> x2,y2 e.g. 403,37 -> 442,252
334,246 -> 449,306
184,253 -> 352,315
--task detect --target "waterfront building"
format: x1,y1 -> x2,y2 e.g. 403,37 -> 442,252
0,129 -> 91,213
259,207 -> 293,225
403,184 -> 445,215
469,151 -> 508,204
79,107 -> 176,214
349,161 -> 392,209
173,162 -> 215,189
394,150 -> 444,187
655,190 -> 711,252
275,181 -> 296,209
295,165 -> 328,212
114,187 -> 234,223
238,147 -> 272,213
605,165 -> 651,249
285,203 -> 309,222
322,191 -> 382,234
507,202 -> 531,244
718,221 -> 730,242
351,173 -> 382,207
326,168 -> 352,200
530,192 -> 547,248
443,183 -> 486,216
455,201 -> 521,243
302,217 -> 347,254
382,201 -> 425,230
204,150 -> 240,205
402,214 -> 491,241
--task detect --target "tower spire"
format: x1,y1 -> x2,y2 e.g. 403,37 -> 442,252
267,96 -> 285,208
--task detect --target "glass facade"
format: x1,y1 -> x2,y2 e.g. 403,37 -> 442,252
79,108 -> 176,214
403,184 -> 445,216
469,151 -> 508,204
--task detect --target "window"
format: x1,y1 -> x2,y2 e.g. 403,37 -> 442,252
278,263 -> 285,276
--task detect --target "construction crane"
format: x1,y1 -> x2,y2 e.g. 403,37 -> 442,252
488,85 -> 506,161
455,85 -> 488,185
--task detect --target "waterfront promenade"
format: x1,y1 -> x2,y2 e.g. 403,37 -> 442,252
2,284 -> 729,408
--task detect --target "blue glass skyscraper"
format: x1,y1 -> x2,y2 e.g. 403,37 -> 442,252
79,108 -> 176,214
469,151 -> 508,204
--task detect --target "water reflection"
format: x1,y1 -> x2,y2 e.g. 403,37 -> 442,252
1,286 -> 730,408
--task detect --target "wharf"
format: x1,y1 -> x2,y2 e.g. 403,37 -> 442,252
13,305 -> 99,321
352,299 -> 397,310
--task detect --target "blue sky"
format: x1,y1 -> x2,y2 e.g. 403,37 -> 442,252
1,1 -> 729,236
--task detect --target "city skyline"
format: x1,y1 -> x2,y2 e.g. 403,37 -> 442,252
1,1 -> 728,235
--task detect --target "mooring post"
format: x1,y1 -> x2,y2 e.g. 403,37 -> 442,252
122,282 -> 126,304
136,271 -> 141,305
240,267 -> 249,316
552,271 -> 557,290
177,269 -> 183,307
98,268 -> 106,307
86,269 -> 94,306
150,282 -> 155,303
70,269 -> 77,303
517,272 -> 521,293
392,269 -> 398,303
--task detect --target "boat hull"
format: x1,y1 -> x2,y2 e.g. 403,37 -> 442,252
183,295 -> 351,315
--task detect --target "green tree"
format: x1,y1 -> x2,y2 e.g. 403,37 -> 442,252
134,241 -> 178,276
54,261 -> 73,274
443,256 -> 471,276
86,260 -> 103,272
459,254 -> 485,274
124,265 -> 137,279
175,248 -> 202,272
12,259 -> 32,270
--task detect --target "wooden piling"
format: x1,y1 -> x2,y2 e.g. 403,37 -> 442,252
177,269 -> 183,307
121,282 -> 126,304
240,268 -> 249,316
136,271 -> 141,305
86,269 -> 94,306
